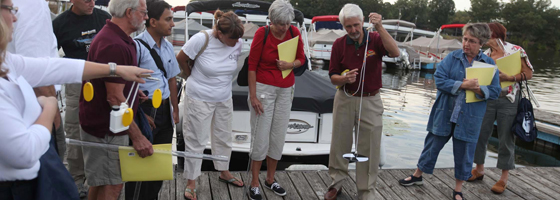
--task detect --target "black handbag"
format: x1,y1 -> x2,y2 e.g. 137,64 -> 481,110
237,26 -> 308,86
511,73 -> 538,142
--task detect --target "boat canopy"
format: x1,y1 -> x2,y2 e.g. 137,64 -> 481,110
440,24 -> 465,30
232,67 -> 336,114
409,36 -> 462,54
307,29 -> 346,46
311,15 -> 339,23
242,23 -> 260,39
382,19 -> 416,28
186,0 -> 305,25
174,19 -> 211,36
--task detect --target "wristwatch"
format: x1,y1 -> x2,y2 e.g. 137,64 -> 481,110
109,62 -> 117,77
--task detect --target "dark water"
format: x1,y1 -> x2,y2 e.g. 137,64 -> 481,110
312,49 -> 560,169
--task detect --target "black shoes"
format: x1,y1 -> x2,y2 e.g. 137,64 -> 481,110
399,175 -> 424,186
248,187 -> 262,200
264,181 -> 287,196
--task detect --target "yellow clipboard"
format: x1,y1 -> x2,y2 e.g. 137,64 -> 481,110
119,144 -> 173,182
277,36 -> 299,78
465,61 -> 496,103
496,51 -> 521,88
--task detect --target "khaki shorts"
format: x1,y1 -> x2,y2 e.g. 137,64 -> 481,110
80,130 -> 128,187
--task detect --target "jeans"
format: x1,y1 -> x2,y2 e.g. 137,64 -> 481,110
417,124 -> 477,181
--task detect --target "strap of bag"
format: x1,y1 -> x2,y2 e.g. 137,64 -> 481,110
135,38 -> 167,78
192,30 -> 210,67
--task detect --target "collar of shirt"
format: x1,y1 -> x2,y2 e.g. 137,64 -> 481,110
136,31 -> 161,50
105,19 -> 135,45
459,49 -> 484,67
346,28 -> 368,49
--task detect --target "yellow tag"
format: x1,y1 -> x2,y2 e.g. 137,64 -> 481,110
122,108 -> 134,127
152,89 -> 162,108
83,82 -> 94,102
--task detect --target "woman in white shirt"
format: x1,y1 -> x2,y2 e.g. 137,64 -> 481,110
0,2 -> 152,199
176,10 -> 244,200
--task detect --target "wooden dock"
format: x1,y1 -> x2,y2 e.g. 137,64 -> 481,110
123,167 -> 560,200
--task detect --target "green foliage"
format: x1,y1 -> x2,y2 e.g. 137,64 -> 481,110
470,0 -> 501,22
450,10 -> 472,24
429,0 -> 455,29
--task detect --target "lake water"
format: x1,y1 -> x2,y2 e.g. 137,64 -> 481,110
312,48 -> 560,169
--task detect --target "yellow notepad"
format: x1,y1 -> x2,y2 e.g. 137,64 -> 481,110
119,144 -> 173,182
277,36 -> 299,78
496,51 -> 521,88
466,61 -> 497,103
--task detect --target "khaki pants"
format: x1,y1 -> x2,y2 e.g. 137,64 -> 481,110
328,90 -> 383,200
183,96 -> 233,180
64,83 -> 85,184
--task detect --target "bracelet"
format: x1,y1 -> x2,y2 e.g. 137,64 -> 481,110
513,75 -> 517,82
292,62 -> 296,69
109,62 -> 117,77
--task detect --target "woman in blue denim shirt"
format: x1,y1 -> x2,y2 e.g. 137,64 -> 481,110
398,23 -> 502,200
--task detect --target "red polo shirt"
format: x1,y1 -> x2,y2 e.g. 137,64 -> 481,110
248,25 -> 306,88
329,31 -> 387,93
79,20 -> 139,138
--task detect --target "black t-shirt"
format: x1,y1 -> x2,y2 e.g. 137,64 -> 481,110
52,7 -> 111,60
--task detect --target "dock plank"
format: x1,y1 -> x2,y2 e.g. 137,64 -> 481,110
513,167 -> 560,199
241,171 -> 268,200
208,171 -> 230,200
302,171 -> 330,199
484,168 -> 540,200
147,167 -> 560,199
317,170 -> 354,200
433,168 -> 481,200
287,171 -> 320,199
391,169 -> 448,200
227,172 -> 245,199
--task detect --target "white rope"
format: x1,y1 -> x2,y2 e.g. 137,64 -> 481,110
353,27 -> 371,157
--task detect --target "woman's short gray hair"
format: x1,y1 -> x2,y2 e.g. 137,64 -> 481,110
108,0 -> 141,18
339,4 -> 363,26
462,23 -> 492,45
269,0 -> 294,25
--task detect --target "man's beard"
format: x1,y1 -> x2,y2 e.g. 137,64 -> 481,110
132,15 -> 144,31
349,32 -> 360,40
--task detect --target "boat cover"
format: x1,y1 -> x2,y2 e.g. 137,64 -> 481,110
408,36 -> 461,54
242,23 -> 260,39
232,62 -> 336,114
174,19 -> 211,36
307,29 -> 346,46
186,0 -> 305,25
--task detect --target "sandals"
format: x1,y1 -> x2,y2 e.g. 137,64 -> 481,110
184,188 -> 197,200
467,169 -> 484,182
219,176 -> 244,187
453,190 -> 465,200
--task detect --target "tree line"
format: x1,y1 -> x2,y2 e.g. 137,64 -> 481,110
275,0 -> 559,51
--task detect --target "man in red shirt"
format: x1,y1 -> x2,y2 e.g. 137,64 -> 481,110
324,4 -> 400,200
79,0 -> 152,199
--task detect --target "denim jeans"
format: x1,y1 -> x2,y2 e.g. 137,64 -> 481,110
417,124 -> 477,181
0,179 -> 37,200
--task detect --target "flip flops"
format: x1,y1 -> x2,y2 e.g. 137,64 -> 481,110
184,188 -> 196,200
219,176 -> 244,187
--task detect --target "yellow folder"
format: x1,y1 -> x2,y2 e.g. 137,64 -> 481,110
465,61 -> 497,103
277,36 -> 299,78
119,144 -> 173,182
496,51 -> 521,88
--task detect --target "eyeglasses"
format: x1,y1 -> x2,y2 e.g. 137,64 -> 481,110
462,37 -> 480,45
1,5 -> 18,15
135,9 -> 148,17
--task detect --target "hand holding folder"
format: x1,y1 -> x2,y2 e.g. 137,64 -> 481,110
119,144 -> 173,181
465,61 -> 497,103
277,36 -> 299,78
496,51 -> 522,88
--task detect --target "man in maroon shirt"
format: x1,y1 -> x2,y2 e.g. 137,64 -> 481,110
78,0 -> 152,199
324,4 -> 400,200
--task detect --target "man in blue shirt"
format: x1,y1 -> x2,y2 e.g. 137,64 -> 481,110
125,1 -> 179,199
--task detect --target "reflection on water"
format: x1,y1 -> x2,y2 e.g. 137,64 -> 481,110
311,53 -> 560,168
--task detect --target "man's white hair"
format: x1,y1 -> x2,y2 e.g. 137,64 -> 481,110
108,0 -> 141,18
338,3 -> 363,26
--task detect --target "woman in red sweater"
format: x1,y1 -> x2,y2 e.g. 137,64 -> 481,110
246,0 -> 306,199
